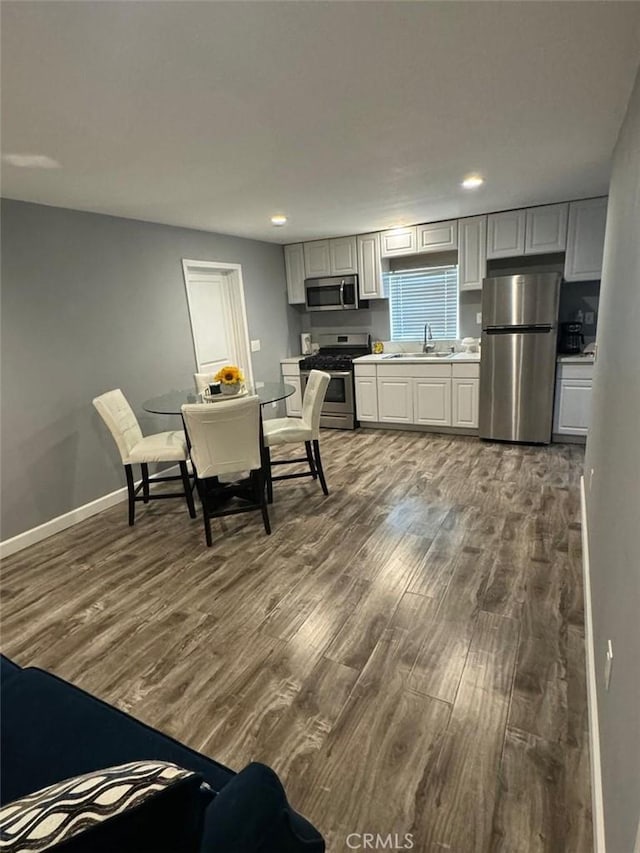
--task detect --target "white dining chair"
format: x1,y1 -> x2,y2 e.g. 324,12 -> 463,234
262,369 -> 331,502
193,372 -> 212,395
93,389 -> 196,526
181,396 -> 270,547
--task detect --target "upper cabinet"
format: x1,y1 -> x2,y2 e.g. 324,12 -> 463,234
524,203 -> 568,254
303,240 -> 332,278
487,203 -> 568,259
357,232 -> 385,300
380,227 -> 418,257
564,197 -> 608,282
487,209 -> 526,258
284,243 -> 306,305
304,237 -> 358,278
458,216 -> 487,291
329,236 -> 358,275
416,220 -> 458,253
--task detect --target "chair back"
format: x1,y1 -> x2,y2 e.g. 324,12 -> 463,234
93,389 -> 143,463
193,373 -> 212,394
182,396 -> 261,479
302,370 -> 331,438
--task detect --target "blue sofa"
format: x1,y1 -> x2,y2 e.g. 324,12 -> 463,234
0,655 -> 324,852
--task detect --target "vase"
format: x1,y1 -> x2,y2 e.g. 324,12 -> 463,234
220,383 -> 240,396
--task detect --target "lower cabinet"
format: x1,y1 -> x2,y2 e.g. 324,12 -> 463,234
280,361 -> 303,417
553,363 -> 593,436
377,377 -> 414,424
414,378 -> 451,425
355,361 -> 480,430
452,378 -> 479,428
354,373 -> 379,422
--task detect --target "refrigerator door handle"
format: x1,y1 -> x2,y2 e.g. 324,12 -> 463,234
485,324 -> 554,335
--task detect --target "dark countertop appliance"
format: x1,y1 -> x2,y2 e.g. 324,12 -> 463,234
558,321 -> 585,354
479,273 -> 561,444
299,333 -> 371,429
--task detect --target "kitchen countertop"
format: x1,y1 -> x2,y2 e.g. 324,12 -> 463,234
353,352 -> 481,364
557,354 -> 595,364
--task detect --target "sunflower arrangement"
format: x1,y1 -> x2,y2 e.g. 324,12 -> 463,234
214,365 -> 245,386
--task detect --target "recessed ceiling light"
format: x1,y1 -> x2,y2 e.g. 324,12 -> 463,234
2,153 -> 61,169
462,175 -> 484,190
270,214 -> 287,226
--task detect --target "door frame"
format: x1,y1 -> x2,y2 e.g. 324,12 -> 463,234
181,259 -> 254,387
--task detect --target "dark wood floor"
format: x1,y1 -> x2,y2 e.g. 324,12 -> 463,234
0,429 -> 592,852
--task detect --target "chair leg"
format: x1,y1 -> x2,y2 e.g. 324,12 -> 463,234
141,464 -> 150,503
257,470 -> 271,535
180,462 -> 197,519
305,441 -> 318,479
313,440 -> 329,496
124,465 -> 136,525
264,446 -> 273,504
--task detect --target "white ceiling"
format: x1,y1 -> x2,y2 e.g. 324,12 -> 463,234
2,1 -> 640,244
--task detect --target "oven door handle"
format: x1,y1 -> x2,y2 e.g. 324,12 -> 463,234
326,370 -> 352,377
339,279 -> 345,308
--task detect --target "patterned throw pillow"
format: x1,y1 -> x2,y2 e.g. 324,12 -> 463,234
0,760 -> 205,851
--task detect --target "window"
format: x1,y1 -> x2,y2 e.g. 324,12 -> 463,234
386,265 -> 459,341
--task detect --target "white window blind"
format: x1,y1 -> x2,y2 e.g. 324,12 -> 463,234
386,265 -> 459,340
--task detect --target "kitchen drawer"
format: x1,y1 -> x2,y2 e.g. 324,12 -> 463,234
354,363 -> 377,377
557,363 -> 593,381
281,362 -> 301,377
452,362 -> 480,378
377,363 -> 452,379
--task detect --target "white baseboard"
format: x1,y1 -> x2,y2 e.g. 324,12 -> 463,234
581,475 -> 607,853
0,466 -> 181,561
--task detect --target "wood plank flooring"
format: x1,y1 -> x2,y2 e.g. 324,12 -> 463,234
0,429 -> 592,852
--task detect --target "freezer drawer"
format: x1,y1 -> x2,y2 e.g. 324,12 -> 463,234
479,330 -> 557,443
482,274 -> 560,328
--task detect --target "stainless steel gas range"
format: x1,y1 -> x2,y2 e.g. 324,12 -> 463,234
299,333 -> 371,429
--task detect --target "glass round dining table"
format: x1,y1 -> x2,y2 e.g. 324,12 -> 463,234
142,381 -> 295,415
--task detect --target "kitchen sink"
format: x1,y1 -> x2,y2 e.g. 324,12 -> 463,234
383,352 -> 453,359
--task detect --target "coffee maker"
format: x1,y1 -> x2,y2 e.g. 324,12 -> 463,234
559,322 -> 585,354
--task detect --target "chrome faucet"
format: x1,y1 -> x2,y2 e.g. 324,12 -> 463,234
423,323 -> 436,353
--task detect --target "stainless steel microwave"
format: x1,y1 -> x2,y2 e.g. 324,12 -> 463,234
304,275 -> 359,312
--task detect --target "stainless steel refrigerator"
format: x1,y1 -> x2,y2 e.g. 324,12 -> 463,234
479,273 -> 561,444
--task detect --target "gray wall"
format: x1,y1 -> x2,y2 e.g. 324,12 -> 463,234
1,199 -> 300,541
584,67 -> 640,852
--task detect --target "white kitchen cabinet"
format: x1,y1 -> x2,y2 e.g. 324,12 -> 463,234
357,232 -> 385,299
553,362 -> 593,436
380,227 -> 418,257
458,216 -> 487,291
414,378 -> 451,426
486,210 -> 526,259
284,243 -> 306,304
564,197 -> 608,282
452,378 -> 479,428
416,220 -> 458,253
355,368 -> 379,422
303,240 -> 332,278
281,361 -> 303,417
376,377 -> 414,423
524,203 -> 568,254
329,236 -> 358,275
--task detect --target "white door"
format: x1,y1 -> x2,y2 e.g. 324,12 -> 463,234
417,220 -> 458,253
357,233 -> 384,299
377,378 -> 413,423
182,261 -> 254,386
355,375 -> 379,421
487,210 -> 526,259
452,378 -> 479,428
414,378 -> 452,426
330,236 -> 358,275
525,203 -> 568,254
555,379 -> 592,435
458,216 -> 487,291
284,243 -> 306,304
304,240 -> 332,277
564,198 -> 608,281
380,227 -> 418,257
